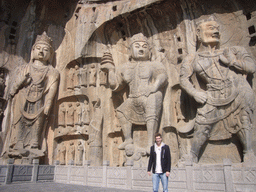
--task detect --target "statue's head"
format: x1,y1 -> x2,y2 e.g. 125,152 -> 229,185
75,65 -> 79,70
196,16 -> 220,46
130,33 -> 150,61
31,32 -> 53,63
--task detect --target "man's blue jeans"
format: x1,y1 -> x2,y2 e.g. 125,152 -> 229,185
152,173 -> 168,192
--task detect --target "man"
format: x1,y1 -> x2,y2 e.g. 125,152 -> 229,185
101,33 -> 168,152
180,17 -> 256,163
8,32 -> 59,154
147,133 -> 171,192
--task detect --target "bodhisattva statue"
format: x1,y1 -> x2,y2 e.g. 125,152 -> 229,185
7,32 -> 59,157
180,17 -> 256,163
101,33 -> 167,151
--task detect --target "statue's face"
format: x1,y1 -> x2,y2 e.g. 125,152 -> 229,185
33,43 -> 51,62
131,41 -> 150,61
197,21 -> 220,45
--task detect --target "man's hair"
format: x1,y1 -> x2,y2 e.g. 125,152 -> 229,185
155,133 -> 162,138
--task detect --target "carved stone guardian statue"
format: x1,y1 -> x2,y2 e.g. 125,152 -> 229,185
6,32 -> 60,159
101,33 -> 168,152
180,17 -> 256,163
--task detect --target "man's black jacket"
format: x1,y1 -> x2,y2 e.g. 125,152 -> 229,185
147,144 -> 171,174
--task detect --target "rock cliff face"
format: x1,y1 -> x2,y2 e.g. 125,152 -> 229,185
0,0 -> 256,166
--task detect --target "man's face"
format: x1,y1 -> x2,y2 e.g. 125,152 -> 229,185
197,21 -> 220,45
131,41 -> 150,61
33,43 -> 51,62
155,136 -> 162,146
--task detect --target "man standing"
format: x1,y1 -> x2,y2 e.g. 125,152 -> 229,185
147,133 -> 171,192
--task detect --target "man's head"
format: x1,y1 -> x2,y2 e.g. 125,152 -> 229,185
130,33 -> 150,61
31,32 -> 53,63
155,133 -> 162,146
196,17 -> 220,46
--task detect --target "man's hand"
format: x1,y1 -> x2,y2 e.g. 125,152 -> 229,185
166,172 -> 170,177
194,91 -> 207,104
147,171 -> 151,176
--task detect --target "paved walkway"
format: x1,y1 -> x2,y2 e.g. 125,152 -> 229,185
0,182 -> 147,192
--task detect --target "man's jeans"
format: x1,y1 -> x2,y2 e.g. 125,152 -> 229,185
152,173 -> 168,192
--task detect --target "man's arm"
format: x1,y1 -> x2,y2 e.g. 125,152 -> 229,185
147,147 -> 153,176
165,145 -> 171,177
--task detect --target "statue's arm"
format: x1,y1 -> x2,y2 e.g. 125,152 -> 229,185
9,66 -> 30,97
220,46 -> 256,74
151,67 -> 168,93
180,55 -> 197,97
44,72 -> 60,116
180,54 -> 207,104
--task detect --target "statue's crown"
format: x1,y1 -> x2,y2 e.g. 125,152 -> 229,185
34,31 -> 53,48
130,33 -> 148,45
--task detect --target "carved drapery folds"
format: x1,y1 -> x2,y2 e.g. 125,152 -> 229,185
2,32 -> 60,163
1,0 -> 256,166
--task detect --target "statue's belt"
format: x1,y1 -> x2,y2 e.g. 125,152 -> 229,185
206,85 -> 238,106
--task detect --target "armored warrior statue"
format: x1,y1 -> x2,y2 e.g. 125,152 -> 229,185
8,32 -> 59,156
101,33 -> 167,152
180,17 -> 256,163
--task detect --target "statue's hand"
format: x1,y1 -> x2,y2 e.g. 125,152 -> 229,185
100,52 -> 115,73
219,48 -> 236,67
145,85 -> 157,97
194,91 -> 207,104
100,63 -> 115,73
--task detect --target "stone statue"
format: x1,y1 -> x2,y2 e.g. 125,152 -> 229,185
82,100 -> 90,125
8,32 -> 59,157
80,65 -> 87,88
76,141 -> 84,165
67,141 -> 75,162
58,103 -> 66,127
180,17 -> 256,163
124,144 -> 147,167
99,69 -> 107,86
88,98 -> 103,166
59,142 -> 66,165
74,65 -> 81,89
0,69 -> 5,97
67,68 -> 75,90
74,102 -> 82,126
101,33 -> 168,152
175,89 -> 185,123
66,103 -> 74,127
88,64 -> 97,87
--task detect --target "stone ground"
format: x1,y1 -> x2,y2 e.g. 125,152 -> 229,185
0,182 -> 147,192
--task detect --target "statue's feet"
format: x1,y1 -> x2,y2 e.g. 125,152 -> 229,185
13,141 -> 23,150
243,150 -> 256,166
118,139 -> 133,150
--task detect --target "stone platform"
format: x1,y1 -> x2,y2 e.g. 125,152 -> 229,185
0,159 -> 255,192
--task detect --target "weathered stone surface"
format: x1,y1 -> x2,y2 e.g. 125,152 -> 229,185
0,0 -> 255,168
